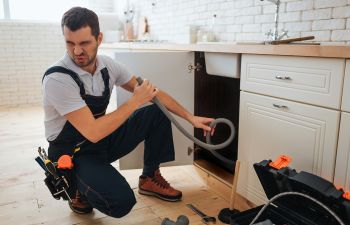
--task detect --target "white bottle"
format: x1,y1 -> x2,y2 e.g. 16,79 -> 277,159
207,14 -> 217,42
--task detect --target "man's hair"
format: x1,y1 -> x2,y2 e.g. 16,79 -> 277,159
61,7 -> 100,39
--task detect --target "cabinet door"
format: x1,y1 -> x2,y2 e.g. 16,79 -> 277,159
342,60 -> 350,112
334,112 -> 350,192
114,51 -> 195,169
237,91 -> 340,205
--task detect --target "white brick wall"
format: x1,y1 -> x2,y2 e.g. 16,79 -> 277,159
314,0 -> 347,9
119,0 -> 350,44
0,21 -> 65,107
302,8 -> 332,20
0,1 -> 116,107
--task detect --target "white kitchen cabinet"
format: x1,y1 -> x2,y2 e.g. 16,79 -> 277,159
237,91 -> 340,205
113,51 -> 195,169
334,112 -> 350,192
342,60 -> 350,112
100,47 -> 349,209
241,54 -> 345,109
238,54 -> 345,205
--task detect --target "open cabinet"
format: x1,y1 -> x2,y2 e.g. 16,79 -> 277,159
193,52 -> 240,187
100,48 -> 241,201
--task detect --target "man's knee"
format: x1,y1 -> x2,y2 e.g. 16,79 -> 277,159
79,180 -> 137,218
109,193 -> 137,218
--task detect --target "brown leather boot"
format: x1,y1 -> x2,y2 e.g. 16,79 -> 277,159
138,169 -> 182,202
68,190 -> 93,214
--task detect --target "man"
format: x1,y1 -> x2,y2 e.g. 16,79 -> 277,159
42,7 -> 214,218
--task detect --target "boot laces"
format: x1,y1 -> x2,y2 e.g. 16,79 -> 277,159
154,170 -> 171,189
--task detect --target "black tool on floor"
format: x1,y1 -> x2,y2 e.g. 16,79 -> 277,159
186,203 -> 216,224
228,156 -> 350,225
161,215 -> 189,225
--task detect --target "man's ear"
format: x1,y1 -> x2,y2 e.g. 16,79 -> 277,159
98,32 -> 103,45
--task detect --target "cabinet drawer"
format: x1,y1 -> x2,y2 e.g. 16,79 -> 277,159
342,60 -> 350,112
241,54 -> 345,109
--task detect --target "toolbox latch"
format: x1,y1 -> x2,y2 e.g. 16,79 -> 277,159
343,192 -> 350,200
269,155 -> 292,170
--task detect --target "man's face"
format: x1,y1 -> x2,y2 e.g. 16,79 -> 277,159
63,26 -> 102,70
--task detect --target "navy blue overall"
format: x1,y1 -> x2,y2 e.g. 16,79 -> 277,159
43,66 -> 175,218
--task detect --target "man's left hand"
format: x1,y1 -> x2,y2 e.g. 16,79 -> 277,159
189,116 -> 216,137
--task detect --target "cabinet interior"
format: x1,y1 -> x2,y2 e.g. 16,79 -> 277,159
193,52 -> 241,181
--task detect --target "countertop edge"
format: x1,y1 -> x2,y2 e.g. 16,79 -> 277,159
100,43 -> 350,58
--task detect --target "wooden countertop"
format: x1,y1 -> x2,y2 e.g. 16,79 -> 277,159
100,42 -> 350,58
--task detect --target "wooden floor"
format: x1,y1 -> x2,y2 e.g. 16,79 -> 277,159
0,106 -> 231,225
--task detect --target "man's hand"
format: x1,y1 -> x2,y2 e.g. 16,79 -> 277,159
189,116 -> 216,137
131,79 -> 159,106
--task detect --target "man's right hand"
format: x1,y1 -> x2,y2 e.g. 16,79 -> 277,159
132,79 -> 159,106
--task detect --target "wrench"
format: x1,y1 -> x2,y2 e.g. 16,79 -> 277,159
186,204 -> 216,224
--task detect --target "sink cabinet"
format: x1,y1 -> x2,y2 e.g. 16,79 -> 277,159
99,44 -> 350,209
99,47 -> 242,203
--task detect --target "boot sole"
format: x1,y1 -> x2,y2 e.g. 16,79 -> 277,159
138,188 -> 182,202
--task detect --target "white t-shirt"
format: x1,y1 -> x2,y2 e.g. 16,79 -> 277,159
42,52 -> 132,141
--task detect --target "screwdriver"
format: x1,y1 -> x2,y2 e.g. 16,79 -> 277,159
45,159 -> 59,180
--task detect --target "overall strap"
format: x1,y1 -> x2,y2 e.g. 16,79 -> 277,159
100,67 -> 110,97
43,66 -> 86,97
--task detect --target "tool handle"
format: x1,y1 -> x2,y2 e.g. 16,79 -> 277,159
269,36 -> 315,45
229,161 -> 240,210
35,156 -> 48,172
186,204 -> 207,217
45,160 -> 59,179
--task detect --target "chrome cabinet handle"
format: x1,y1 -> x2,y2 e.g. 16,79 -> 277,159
273,104 -> 288,109
275,75 -> 291,80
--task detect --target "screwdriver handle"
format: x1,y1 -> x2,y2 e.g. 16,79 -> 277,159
45,159 -> 59,180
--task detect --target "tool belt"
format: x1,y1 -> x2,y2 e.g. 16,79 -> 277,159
35,147 -> 74,202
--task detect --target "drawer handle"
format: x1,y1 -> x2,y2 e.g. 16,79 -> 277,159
275,75 -> 291,80
273,104 -> 288,109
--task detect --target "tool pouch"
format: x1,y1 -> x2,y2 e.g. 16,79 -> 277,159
35,154 -> 75,201
43,169 -> 74,201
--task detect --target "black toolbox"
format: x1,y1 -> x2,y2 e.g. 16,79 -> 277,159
230,158 -> 350,225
